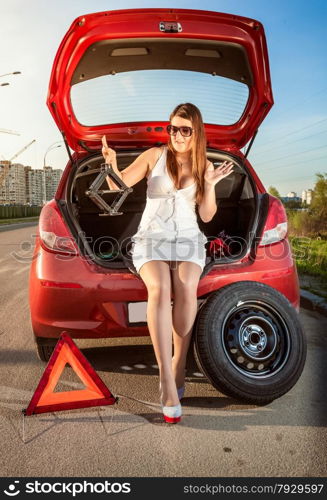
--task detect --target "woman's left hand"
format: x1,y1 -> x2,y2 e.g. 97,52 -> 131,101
204,161 -> 234,186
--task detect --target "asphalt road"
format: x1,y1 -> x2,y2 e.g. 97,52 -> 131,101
0,225 -> 326,477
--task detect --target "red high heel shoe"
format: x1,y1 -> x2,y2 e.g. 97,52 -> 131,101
161,402 -> 182,424
159,382 -> 182,424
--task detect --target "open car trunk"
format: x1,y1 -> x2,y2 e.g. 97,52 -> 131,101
68,148 -> 257,275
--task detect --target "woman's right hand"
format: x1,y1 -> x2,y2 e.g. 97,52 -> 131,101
101,135 -> 116,165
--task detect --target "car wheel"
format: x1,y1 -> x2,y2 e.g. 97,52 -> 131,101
35,337 -> 58,362
193,281 -> 307,404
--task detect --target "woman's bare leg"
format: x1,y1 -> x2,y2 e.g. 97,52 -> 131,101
170,261 -> 202,389
139,260 -> 179,407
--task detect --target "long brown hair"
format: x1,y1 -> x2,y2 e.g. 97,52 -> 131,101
166,102 -> 207,205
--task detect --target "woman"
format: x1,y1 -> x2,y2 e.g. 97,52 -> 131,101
102,103 -> 234,424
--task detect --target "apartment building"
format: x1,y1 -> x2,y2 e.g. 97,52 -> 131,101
43,166 -> 63,202
0,163 -> 63,205
0,161 -> 10,204
0,162 -> 26,204
25,166 -> 45,205
301,189 -> 313,205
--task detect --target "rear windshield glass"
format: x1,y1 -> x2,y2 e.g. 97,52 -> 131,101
70,70 -> 248,126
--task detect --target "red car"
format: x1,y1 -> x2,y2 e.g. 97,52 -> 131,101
29,8 -> 306,404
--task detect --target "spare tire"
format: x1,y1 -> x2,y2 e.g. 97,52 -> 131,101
193,281 -> 307,404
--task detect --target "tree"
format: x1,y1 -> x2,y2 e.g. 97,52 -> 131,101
268,186 -> 281,198
283,199 -> 302,209
310,173 -> 327,220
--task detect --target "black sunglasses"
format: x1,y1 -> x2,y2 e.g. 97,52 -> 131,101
166,124 -> 193,137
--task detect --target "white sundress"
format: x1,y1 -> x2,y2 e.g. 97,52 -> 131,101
130,145 -> 208,273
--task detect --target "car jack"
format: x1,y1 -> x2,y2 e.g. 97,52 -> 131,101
85,162 -> 133,216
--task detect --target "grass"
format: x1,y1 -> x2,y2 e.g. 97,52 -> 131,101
0,216 -> 39,225
289,236 -> 327,299
289,236 -> 327,278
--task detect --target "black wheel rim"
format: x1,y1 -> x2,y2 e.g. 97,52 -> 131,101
221,300 -> 291,379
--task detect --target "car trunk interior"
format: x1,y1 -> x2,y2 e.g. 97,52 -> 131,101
68,149 -> 256,274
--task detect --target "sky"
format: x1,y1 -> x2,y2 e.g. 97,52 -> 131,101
0,0 -> 326,197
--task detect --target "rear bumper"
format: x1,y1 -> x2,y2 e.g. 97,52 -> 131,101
29,239 -> 300,340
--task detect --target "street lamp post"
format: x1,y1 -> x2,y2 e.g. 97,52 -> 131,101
0,71 -> 22,78
43,143 -> 62,168
0,71 -> 21,87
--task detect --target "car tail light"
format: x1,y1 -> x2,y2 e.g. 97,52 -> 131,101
39,200 -> 78,255
259,196 -> 288,246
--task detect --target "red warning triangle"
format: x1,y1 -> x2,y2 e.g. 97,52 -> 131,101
24,331 -> 117,416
